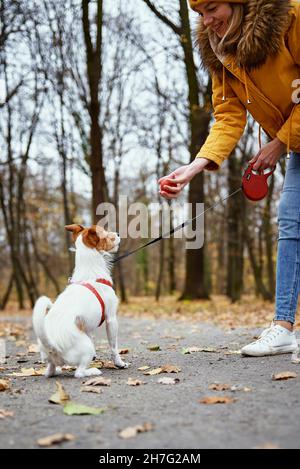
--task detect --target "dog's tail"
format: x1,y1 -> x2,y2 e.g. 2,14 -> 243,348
32,296 -> 53,357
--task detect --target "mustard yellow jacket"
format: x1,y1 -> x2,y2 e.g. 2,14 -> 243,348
196,0 -> 300,171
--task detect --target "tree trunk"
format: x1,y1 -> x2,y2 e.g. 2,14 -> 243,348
82,0 -> 108,220
226,152 -> 245,302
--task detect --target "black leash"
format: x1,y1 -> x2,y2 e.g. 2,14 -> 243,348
112,187 -> 242,263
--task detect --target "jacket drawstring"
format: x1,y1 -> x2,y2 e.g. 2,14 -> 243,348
243,68 -> 251,104
222,66 -> 226,101
287,104 -> 296,160
221,66 -> 251,105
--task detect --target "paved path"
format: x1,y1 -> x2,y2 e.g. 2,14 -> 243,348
1,316 -> 300,449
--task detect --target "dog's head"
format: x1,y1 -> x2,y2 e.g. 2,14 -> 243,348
65,224 -> 120,254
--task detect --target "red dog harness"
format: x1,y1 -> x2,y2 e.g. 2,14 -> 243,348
70,278 -> 113,327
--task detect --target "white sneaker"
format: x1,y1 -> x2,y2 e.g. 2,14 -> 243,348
241,324 -> 298,356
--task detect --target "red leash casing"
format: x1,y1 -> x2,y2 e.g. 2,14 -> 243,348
242,163 -> 275,201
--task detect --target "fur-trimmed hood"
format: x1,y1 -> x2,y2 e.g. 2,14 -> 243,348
197,0 -> 293,73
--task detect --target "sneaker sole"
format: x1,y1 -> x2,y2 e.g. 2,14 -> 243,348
241,345 -> 298,357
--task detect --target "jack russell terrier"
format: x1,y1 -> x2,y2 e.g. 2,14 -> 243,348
33,224 -> 128,378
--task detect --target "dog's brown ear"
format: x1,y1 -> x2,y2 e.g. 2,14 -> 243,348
65,224 -> 84,239
82,226 -> 98,249
83,226 -> 114,251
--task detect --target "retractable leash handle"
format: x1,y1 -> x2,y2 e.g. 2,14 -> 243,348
242,162 -> 276,202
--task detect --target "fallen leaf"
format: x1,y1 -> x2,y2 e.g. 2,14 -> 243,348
63,402 -> 105,416
37,433 -> 75,447
81,386 -> 103,394
200,396 -> 236,404
272,371 -> 297,381
8,367 -> 47,377
49,381 -> 70,405
119,349 -> 130,355
83,377 -> 111,387
157,377 -> 180,385
119,423 -> 154,439
127,378 -> 145,386
143,368 -> 163,376
0,409 -> 14,419
143,365 -> 181,376
138,366 -> 150,371
147,345 -> 161,352
223,350 -> 242,355
90,360 -> 117,369
0,379 -> 11,392
209,383 -> 231,391
161,365 -> 181,373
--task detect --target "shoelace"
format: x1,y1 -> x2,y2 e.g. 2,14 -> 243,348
258,322 -> 275,339
256,327 -> 282,345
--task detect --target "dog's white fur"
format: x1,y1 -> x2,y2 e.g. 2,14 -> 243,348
32,227 -> 128,378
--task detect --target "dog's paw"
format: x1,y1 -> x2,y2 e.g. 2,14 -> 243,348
75,368 -> 102,378
115,360 -> 129,369
45,363 -> 56,378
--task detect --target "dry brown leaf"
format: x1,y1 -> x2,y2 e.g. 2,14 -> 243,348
143,368 -> 163,376
143,365 -> 181,376
157,377 -> 180,385
83,376 -> 111,387
0,379 -> 11,392
209,383 -> 231,391
138,365 -> 150,371
119,422 -> 154,439
119,348 -> 130,355
161,364 -> 181,373
48,381 -> 70,405
272,371 -> 297,381
8,367 -> 47,377
37,433 -> 75,447
0,409 -> 14,419
127,378 -> 145,386
90,360 -> 117,369
81,386 -> 103,394
101,360 -> 118,369
200,396 -> 236,405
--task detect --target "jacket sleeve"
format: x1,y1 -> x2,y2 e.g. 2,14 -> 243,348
276,5 -> 300,151
196,72 -> 247,171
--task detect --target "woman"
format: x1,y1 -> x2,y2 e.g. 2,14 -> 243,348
160,0 -> 300,356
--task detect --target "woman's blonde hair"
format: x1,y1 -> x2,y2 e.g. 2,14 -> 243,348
208,4 -> 245,56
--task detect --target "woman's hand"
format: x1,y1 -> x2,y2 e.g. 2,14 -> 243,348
158,158 -> 210,200
249,137 -> 287,171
